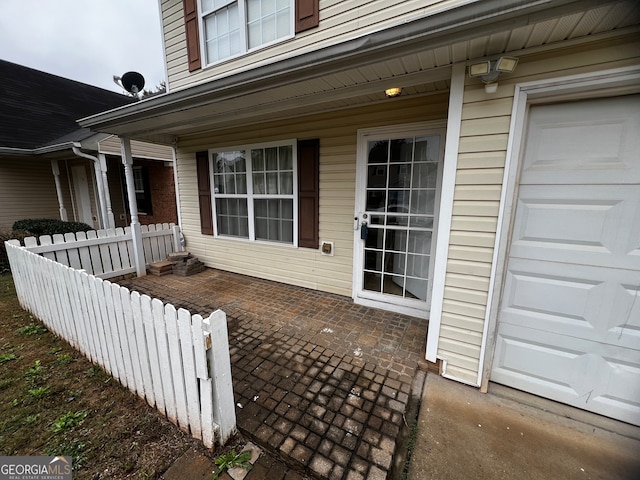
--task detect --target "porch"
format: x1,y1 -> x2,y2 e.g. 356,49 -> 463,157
119,268 -> 429,479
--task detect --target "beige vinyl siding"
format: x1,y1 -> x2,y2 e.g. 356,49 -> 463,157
437,35 -> 640,384
175,93 -> 448,296
162,0 -> 479,90
98,136 -> 173,161
0,158 -> 71,231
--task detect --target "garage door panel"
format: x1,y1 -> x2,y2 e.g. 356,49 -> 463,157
521,96 -> 640,185
492,94 -> 640,425
492,325 -> 640,426
509,185 -> 639,270
501,259 -> 640,349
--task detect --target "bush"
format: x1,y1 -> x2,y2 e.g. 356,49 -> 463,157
0,230 -> 32,273
1,220 -> 92,272
12,219 -> 92,237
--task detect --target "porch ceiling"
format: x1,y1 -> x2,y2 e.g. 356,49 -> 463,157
79,0 -> 639,144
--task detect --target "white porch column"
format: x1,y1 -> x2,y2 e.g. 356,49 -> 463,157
50,159 -> 68,221
120,137 -> 146,277
98,153 -> 115,229
92,161 -> 109,229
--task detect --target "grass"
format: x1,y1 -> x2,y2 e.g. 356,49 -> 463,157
0,272 -> 227,479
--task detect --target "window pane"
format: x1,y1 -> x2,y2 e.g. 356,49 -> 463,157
204,3 -> 240,63
253,173 -> 265,194
252,149 -> 264,171
247,0 -> 290,49
366,190 -> 386,211
368,165 -> 387,188
266,172 -> 278,194
368,140 -> 388,164
390,138 -> 413,163
216,198 -> 248,238
280,172 -> 293,194
279,145 -> 293,169
410,189 -> 435,215
265,147 -> 278,170
254,199 -> 293,244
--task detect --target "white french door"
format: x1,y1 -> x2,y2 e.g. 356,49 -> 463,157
353,123 -> 445,317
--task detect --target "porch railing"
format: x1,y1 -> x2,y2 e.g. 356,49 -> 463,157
5,241 -> 236,447
21,223 -> 180,279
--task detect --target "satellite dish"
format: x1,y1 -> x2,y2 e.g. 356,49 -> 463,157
121,71 -> 145,95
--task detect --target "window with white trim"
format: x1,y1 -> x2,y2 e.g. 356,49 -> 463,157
200,0 -> 293,65
212,141 -> 297,244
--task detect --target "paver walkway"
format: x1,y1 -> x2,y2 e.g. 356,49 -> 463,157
120,268 -> 428,480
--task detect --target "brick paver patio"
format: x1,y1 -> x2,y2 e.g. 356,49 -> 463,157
120,268 -> 428,480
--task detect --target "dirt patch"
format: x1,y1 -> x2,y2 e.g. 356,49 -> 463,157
0,273 -> 243,479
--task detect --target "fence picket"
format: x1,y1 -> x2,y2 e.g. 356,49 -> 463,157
4,241 -> 233,448
204,311 -> 236,444
142,295 -> 166,414
97,230 -> 113,275
102,280 -> 124,384
52,234 -> 69,266
116,227 -> 132,270
86,231 -> 103,275
147,224 -> 160,262
152,298 -> 176,422
63,233 -> 82,269
131,291 -> 155,407
119,286 -> 145,399
37,235 -> 56,262
164,304 -> 189,430
75,231 -> 92,272
107,229 -> 123,272
87,275 -> 111,373
178,308 -> 203,440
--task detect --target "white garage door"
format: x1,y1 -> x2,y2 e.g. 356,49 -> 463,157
491,94 -> 640,426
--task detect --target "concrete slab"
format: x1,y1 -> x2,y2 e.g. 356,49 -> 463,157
408,374 -> 640,480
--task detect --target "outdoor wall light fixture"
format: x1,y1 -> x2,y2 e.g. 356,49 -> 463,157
468,56 -> 519,93
384,87 -> 403,98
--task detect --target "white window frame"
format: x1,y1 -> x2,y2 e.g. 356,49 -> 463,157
199,0 -> 295,67
210,139 -> 298,246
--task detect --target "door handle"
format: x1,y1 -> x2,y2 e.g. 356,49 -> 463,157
360,221 -> 368,240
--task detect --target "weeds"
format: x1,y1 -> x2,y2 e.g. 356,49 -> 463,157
212,449 -> 253,480
28,386 -> 51,399
56,354 -> 73,365
0,352 -> 17,364
16,323 -> 47,336
24,413 -> 41,425
52,410 -> 89,434
45,439 -> 88,471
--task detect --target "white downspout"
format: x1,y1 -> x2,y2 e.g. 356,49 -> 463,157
50,159 -> 68,221
72,144 -> 108,229
171,138 -> 182,227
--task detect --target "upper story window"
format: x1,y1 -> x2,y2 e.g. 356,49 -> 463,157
200,0 -> 293,65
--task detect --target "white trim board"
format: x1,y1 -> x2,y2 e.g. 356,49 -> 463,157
425,62 -> 465,365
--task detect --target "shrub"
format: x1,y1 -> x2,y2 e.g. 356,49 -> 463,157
0,230 -> 32,273
1,220 -> 92,272
12,219 -> 92,237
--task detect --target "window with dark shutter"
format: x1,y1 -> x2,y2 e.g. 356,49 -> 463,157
297,139 -> 319,249
196,151 -> 213,235
295,0 -> 319,33
183,0 -> 202,72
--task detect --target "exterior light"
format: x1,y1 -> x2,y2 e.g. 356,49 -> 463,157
468,56 -> 519,93
385,87 -> 402,98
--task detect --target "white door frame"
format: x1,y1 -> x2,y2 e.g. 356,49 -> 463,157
478,65 -> 640,390
352,120 -> 446,319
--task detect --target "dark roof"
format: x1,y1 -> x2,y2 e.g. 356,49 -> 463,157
0,59 -> 134,150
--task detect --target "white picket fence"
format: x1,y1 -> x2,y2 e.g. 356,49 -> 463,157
21,223 -> 179,279
5,241 -> 236,447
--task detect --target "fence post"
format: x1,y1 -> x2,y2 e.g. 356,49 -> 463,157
203,310 -> 236,445
172,225 -> 183,253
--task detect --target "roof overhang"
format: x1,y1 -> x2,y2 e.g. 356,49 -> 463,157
0,133 -> 111,158
79,0 -> 637,144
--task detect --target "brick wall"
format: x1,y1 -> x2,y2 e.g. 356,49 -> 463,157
135,159 -> 178,226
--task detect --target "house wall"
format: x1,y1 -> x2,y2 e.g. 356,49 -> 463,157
162,0 -> 477,91
0,158 -> 65,231
176,93 -> 449,295
135,159 -> 179,226
438,35 -> 640,384
98,135 -> 173,161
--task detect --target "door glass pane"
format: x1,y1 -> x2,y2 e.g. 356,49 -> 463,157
361,133 -> 440,302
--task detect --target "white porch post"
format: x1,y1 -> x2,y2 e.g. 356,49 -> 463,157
50,159 -> 68,221
121,137 -> 146,277
98,153 -> 115,229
